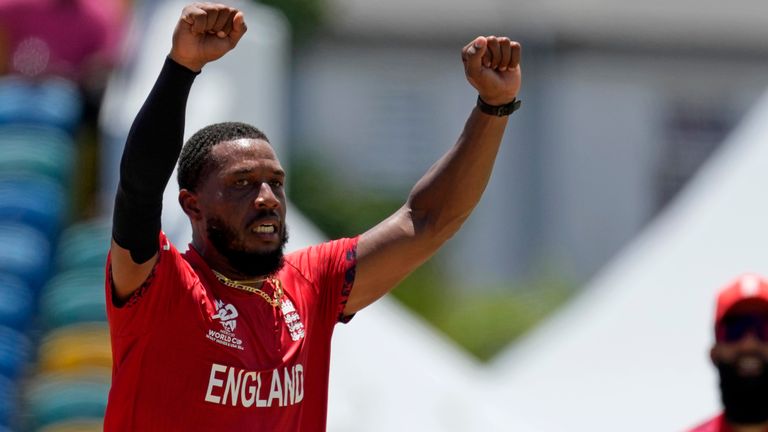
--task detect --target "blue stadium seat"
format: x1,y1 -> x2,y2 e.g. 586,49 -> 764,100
0,326 -> 32,380
0,273 -> 34,331
0,176 -> 68,239
0,124 -> 76,185
25,371 -> 110,430
0,222 -> 51,290
55,219 -> 110,272
40,270 -> 106,330
0,76 -> 82,132
0,374 -> 16,428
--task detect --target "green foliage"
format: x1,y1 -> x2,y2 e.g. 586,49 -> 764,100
288,154 -> 574,361
288,156 -> 402,239
393,275 -> 573,361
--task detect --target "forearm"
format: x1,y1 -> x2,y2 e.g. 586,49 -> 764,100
345,36 -> 520,315
406,107 -> 509,238
112,57 -> 198,263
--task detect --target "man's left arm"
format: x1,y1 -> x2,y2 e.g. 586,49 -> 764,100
344,36 -> 522,316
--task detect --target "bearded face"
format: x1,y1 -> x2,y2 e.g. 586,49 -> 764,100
714,311 -> 768,425
206,215 -> 288,277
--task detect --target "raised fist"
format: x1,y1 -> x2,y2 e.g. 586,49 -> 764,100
461,36 -> 521,106
170,3 -> 247,72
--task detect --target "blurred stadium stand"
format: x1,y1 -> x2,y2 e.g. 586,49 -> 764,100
0,69 -> 102,430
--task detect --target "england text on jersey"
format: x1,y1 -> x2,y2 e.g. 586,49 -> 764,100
204,363 -> 304,408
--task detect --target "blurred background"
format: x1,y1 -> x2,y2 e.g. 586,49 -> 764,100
2,0 -> 768,430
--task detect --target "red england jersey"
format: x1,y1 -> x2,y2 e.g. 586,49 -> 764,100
103,232 -> 358,431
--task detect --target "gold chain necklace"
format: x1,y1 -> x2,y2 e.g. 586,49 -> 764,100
211,270 -> 284,307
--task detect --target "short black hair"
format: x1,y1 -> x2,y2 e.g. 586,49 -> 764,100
178,122 -> 269,191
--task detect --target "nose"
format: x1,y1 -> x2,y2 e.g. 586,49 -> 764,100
254,182 -> 280,209
736,332 -> 762,350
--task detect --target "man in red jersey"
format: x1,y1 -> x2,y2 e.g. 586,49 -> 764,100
105,2 -> 522,431
689,274 -> 768,432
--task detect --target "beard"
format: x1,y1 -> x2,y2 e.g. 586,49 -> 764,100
206,216 -> 288,278
718,357 -> 768,424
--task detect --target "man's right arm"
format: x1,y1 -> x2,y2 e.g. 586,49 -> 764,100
110,3 -> 246,301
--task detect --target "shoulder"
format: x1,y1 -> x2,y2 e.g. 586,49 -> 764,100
281,237 -> 359,283
107,233 -> 195,307
284,237 -> 358,267
280,247 -> 318,285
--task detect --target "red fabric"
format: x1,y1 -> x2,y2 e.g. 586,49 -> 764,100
104,232 -> 358,432
715,274 -> 768,326
687,414 -> 726,432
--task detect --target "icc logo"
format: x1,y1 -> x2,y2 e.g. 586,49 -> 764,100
212,300 -> 239,333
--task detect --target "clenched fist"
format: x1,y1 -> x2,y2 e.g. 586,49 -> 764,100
170,3 -> 247,72
461,36 -> 521,106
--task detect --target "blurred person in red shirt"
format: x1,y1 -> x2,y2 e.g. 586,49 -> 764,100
689,274 -> 768,432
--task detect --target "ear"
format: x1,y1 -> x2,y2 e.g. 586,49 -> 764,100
179,189 -> 202,220
710,345 -> 718,365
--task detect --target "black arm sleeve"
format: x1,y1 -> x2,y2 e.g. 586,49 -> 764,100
112,57 -> 199,264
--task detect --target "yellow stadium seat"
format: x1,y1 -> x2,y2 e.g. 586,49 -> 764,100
37,418 -> 103,432
37,323 -> 112,373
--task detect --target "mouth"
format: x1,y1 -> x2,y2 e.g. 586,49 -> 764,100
736,355 -> 765,377
245,211 -> 283,243
251,223 -> 277,234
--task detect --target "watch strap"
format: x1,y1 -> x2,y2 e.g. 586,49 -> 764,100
476,96 -> 521,116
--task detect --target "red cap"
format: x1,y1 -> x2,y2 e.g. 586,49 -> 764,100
715,273 -> 768,328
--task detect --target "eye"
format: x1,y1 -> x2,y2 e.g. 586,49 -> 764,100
234,178 -> 250,187
269,179 -> 284,188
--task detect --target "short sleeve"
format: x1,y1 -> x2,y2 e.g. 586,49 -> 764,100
287,237 -> 359,327
105,232 -> 193,336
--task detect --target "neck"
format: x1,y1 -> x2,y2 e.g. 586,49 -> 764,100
212,269 -> 267,286
191,240 -> 264,281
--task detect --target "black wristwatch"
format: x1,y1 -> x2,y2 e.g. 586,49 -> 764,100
476,96 -> 522,116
